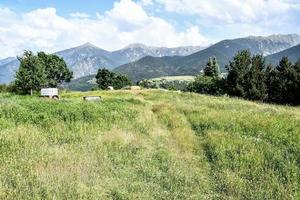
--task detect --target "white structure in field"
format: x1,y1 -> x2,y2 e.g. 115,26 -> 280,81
83,96 -> 101,101
41,88 -> 58,97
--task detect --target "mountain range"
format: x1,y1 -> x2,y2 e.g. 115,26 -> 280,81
114,34 -> 300,81
1,34 -> 300,85
0,43 -> 204,84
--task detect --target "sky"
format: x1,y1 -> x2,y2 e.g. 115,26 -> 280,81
0,0 -> 300,58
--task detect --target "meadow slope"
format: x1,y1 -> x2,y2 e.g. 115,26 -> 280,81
0,90 -> 300,199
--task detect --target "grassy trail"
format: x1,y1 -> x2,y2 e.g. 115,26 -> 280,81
0,90 -> 300,199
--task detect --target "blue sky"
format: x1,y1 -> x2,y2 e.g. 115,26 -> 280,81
0,0 -> 299,58
0,0 -> 115,17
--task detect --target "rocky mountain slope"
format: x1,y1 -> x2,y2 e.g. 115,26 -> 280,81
114,34 -> 300,81
266,44 -> 300,65
0,43 -> 203,84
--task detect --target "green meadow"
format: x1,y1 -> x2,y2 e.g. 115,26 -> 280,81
0,90 -> 299,199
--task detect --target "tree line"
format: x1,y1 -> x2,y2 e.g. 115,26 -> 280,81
188,50 -> 300,105
1,49 -> 299,105
0,51 -> 131,94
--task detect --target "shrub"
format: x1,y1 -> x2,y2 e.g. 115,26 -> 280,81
188,76 -> 225,95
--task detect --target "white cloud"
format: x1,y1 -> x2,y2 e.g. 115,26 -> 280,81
70,12 -> 90,19
155,0 -> 300,24
0,0 -> 209,59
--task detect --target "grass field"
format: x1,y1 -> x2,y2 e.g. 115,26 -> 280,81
0,90 -> 300,199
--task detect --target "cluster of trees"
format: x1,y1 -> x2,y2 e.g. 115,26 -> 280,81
95,68 -> 132,90
190,50 -> 300,105
139,78 -> 192,91
188,57 -> 225,95
14,51 -> 73,95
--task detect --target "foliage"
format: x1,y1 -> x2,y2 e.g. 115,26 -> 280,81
113,74 -> 132,90
139,76 -> 193,91
243,54 -> 268,100
0,90 -> 299,199
95,68 -> 132,90
37,52 -> 73,87
203,57 -> 220,78
266,57 -> 300,104
188,58 -> 224,95
0,83 -> 17,93
15,51 -> 47,94
188,75 -> 225,95
226,50 -> 268,101
14,51 -> 73,94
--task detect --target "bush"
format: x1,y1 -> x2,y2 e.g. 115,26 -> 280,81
0,83 -> 17,93
188,76 -> 225,95
139,78 -> 192,91
96,68 -> 132,90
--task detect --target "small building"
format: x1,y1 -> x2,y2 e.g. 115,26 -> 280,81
40,88 -> 59,99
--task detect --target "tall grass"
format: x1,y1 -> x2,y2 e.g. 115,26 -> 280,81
0,90 -> 299,199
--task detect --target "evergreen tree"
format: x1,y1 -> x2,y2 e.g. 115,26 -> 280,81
203,57 -> 220,77
15,51 -> 46,95
37,52 -> 73,87
267,57 -> 297,103
243,54 -> 267,100
225,50 -> 252,97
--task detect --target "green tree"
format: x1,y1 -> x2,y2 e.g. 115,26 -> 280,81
113,74 -> 132,89
203,57 -> 220,77
267,57 -> 300,104
243,54 -> 267,100
225,50 -> 252,97
188,75 -> 225,95
96,68 -> 132,90
15,51 -> 46,95
95,68 -> 115,90
37,52 -> 73,87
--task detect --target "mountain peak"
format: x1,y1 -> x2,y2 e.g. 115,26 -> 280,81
123,43 -> 148,49
79,42 -> 99,49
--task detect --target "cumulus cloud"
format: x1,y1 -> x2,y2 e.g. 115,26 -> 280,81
155,0 -> 300,24
70,12 -> 90,19
151,0 -> 300,41
0,0 -> 209,59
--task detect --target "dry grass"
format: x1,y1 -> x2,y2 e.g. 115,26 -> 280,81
0,90 -> 299,199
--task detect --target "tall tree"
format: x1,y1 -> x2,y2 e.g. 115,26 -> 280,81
226,50 -> 252,97
243,55 -> 267,100
37,52 -> 73,87
203,57 -> 220,78
15,51 -> 46,95
267,57 -> 293,103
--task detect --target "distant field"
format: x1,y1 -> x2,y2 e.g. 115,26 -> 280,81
149,76 -> 195,81
64,75 -> 196,91
0,90 -> 300,199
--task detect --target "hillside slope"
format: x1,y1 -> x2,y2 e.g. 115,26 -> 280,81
114,34 -> 300,81
0,90 -> 299,199
266,44 -> 300,65
0,43 -> 203,84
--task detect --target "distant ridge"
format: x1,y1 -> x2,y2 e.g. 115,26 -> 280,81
266,44 -> 300,65
114,34 -> 300,82
0,43 -> 203,84
1,34 -> 300,84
